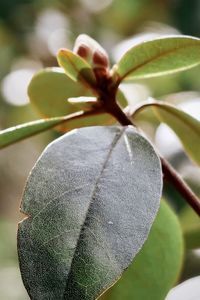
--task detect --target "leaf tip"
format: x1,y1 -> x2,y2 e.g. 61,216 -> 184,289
57,48 -> 72,61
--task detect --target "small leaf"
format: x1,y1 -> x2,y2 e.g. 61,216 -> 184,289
28,67 -> 92,117
131,100 -> 200,166
57,48 -> 96,87
0,112 -> 85,148
100,201 -> 183,300
113,36 -> 200,82
18,126 -> 162,300
28,68 -> 116,131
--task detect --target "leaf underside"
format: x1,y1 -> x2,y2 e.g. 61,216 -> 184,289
114,36 -> 200,81
18,126 -> 162,300
28,68 -> 92,117
132,101 -> 200,166
0,113 -> 82,149
28,68 -> 125,132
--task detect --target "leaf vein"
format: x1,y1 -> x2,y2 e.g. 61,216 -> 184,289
120,43 -> 199,80
62,127 -> 126,298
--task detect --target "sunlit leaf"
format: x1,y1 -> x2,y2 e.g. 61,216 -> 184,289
130,100 -> 200,166
116,88 -> 128,108
100,201 -> 183,300
113,36 -> 200,82
28,68 -> 116,131
28,67 -> 91,117
57,48 -> 96,87
0,112 -> 85,148
18,126 -> 162,300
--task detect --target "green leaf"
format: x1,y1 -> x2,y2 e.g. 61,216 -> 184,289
28,68 -> 116,131
18,126 -> 162,300
131,100 -> 200,166
100,201 -> 183,300
113,36 -> 200,82
116,88 -> 128,108
0,112 -> 85,148
28,67 -> 92,117
57,48 -> 96,87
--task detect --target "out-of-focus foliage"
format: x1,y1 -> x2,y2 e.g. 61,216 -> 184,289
101,201 -> 183,300
165,276 -> 200,300
0,0 -> 200,299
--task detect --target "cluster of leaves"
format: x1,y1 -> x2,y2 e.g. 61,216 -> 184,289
1,34 -> 200,299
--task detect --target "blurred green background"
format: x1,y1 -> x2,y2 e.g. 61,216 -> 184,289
0,0 -> 200,299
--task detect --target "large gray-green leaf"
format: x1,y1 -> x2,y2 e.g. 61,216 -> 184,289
113,36 -> 200,82
18,126 -> 162,300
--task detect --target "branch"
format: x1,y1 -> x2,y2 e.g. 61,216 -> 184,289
161,157 -> 200,215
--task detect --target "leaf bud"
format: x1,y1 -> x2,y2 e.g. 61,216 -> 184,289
73,34 -> 109,70
76,44 -> 90,60
93,50 -> 109,69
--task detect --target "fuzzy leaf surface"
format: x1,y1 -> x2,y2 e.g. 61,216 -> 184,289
18,126 -> 162,300
114,36 -> 200,81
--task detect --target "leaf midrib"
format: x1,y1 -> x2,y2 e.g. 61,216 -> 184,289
152,103 -> 200,137
63,127 -> 126,298
119,42 -> 199,80
134,102 -> 200,137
